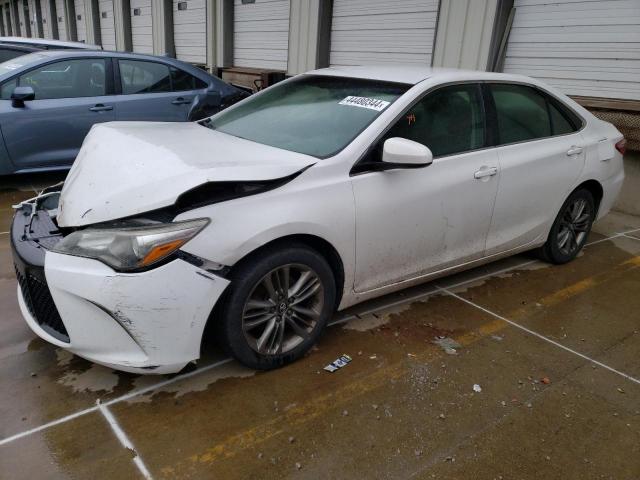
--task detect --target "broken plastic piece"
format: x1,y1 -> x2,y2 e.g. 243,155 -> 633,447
473,384 -> 482,393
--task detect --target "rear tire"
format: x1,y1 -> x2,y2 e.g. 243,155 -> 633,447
218,244 -> 336,370
538,189 -> 595,264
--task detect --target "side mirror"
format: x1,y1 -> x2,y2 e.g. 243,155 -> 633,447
382,137 -> 433,168
11,86 -> 35,108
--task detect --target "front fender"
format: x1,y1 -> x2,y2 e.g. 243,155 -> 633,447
174,177 -> 356,307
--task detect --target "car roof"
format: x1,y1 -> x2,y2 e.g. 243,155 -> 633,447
0,36 -> 101,50
0,42 -> 41,51
306,65 -> 534,86
0,49 -> 229,86
16,48 -> 205,70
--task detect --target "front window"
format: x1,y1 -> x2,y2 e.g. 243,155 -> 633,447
206,75 -> 410,158
383,83 -> 486,157
1,58 -> 106,100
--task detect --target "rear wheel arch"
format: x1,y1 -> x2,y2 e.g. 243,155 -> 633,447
575,179 -> 603,215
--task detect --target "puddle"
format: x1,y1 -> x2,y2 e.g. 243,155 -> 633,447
342,313 -> 390,332
57,363 -> 120,394
343,297 -> 428,332
127,362 -> 256,404
55,348 -> 74,367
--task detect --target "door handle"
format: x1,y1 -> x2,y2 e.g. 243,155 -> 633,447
566,146 -> 583,156
89,104 -> 113,112
171,97 -> 191,105
474,166 -> 498,179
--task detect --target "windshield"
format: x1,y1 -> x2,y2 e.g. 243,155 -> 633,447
0,52 -> 47,77
206,75 -> 410,158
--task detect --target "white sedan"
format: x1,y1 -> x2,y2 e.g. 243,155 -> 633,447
11,66 -> 625,374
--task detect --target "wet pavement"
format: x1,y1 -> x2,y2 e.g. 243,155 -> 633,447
1,173 -> 639,479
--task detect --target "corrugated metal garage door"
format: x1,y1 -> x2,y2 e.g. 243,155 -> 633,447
74,0 -> 86,42
131,0 -> 152,54
29,0 -> 44,37
1,4 -> 8,35
503,0 -> 640,101
11,0 -> 20,36
99,0 -> 116,50
18,0 -> 29,36
41,0 -> 53,38
233,0 -> 289,70
27,0 -> 36,36
55,0 -> 67,39
173,0 -> 206,64
330,0 -> 439,66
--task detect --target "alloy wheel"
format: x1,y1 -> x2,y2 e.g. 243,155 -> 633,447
557,197 -> 592,256
241,264 -> 324,355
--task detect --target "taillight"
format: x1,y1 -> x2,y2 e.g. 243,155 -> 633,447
615,138 -> 626,155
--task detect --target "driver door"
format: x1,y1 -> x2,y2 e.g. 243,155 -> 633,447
351,83 -> 500,292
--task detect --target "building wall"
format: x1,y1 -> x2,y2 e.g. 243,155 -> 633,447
1,0 -> 638,110
432,0 -> 498,70
329,0 -> 439,66
98,0 -> 116,49
503,0 -> 640,101
173,0 -> 206,64
233,0 -> 289,70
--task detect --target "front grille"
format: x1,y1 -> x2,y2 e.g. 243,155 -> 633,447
15,266 -> 69,343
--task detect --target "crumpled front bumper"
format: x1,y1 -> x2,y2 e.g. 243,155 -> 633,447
41,253 -> 230,374
11,198 -> 230,375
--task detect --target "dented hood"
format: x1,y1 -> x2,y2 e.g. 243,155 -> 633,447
57,122 -> 316,227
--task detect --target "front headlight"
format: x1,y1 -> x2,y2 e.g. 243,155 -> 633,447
52,218 -> 209,271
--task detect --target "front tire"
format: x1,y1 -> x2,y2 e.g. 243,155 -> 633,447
219,244 -> 336,370
538,189 -> 595,264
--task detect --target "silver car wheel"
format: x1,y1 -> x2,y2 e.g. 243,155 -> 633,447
557,197 -> 592,256
241,264 -> 324,355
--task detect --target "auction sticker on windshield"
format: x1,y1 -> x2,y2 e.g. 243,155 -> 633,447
339,96 -> 390,112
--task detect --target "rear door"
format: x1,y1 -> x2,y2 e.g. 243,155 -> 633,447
484,83 -> 585,255
113,58 -> 206,121
0,57 -> 115,170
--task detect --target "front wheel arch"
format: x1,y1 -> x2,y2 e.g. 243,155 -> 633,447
200,234 -> 345,355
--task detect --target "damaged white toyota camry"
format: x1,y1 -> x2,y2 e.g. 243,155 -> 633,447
12,66 -> 625,374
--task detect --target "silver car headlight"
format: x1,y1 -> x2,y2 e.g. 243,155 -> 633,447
52,218 -> 209,271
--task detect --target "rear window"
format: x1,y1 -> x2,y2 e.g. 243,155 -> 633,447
0,48 -> 27,63
170,67 -> 207,91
